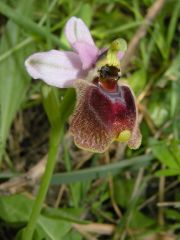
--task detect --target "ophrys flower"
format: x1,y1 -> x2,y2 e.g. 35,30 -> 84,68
25,17 -> 142,153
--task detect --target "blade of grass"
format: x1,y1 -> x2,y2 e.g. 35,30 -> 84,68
51,154 -> 153,184
0,0 -> 60,63
0,0 -> 61,163
0,1 -> 67,49
93,21 -> 144,38
0,0 -> 35,162
166,0 -> 180,57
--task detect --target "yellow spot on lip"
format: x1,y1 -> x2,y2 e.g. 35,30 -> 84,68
116,130 -> 131,142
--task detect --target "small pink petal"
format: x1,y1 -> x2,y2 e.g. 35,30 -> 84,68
118,51 -> 124,60
65,16 -> 96,48
73,42 -> 99,69
25,50 -> 84,88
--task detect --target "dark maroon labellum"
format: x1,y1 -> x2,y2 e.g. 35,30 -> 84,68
70,77 -> 139,152
70,63 -> 141,152
90,84 -> 136,134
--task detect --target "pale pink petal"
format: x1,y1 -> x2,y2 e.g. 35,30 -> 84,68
25,50 -> 84,88
65,16 -> 96,48
73,42 -> 99,69
118,51 -> 124,60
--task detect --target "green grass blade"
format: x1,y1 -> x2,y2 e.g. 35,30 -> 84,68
166,0 -> 180,56
51,154 -> 153,184
0,1 -> 66,49
0,1 -> 35,162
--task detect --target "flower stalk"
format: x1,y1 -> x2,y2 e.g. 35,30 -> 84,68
23,127 -> 62,240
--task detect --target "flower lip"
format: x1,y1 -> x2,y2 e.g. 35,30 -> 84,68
70,79 -> 141,153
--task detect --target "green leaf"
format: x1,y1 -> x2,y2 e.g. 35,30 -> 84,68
127,68 -> 147,94
148,90 -> 169,127
69,182 -> 84,208
44,207 -> 84,224
150,139 -> 180,169
63,229 -> 82,240
0,194 -> 33,223
149,101 -> 169,127
155,168 -> 180,177
128,209 -> 154,228
37,215 -> 71,240
114,179 -> 134,207
169,140 -> 180,164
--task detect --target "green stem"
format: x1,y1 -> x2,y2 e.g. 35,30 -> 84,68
23,127 -> 61,240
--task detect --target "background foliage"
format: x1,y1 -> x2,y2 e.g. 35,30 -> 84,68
0,0 -> 180,239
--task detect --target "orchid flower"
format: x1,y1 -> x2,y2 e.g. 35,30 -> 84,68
25,16 -> 142,153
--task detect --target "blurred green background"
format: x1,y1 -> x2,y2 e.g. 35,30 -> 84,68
0,0 -> 180,239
